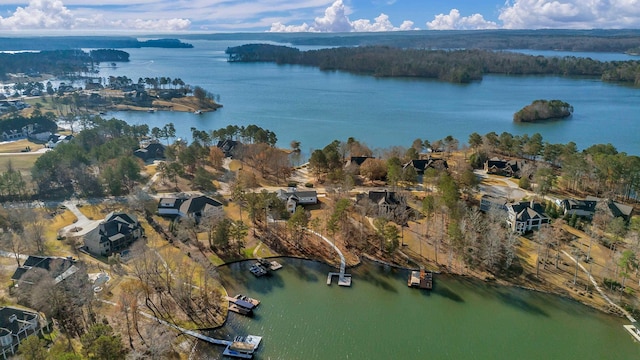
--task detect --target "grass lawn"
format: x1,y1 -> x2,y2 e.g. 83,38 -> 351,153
0,153 -> 40,171
0,139 -> 44,153
43,209 -> 78,256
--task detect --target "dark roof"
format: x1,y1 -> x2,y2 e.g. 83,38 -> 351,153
349,156 -> 374,166
134,142 -> 165,161
216,139 -> 239,157
403,158 -> 449,173
363,191 -> 401,205
88,211 -> 140,245
509,201 -> 548,221
11,256 -> 74,282
586,196 -> 634,220
561,199 -> 597,212
486,158 -> 521,173
179,196 -> 223,215
0,307 -> 38,335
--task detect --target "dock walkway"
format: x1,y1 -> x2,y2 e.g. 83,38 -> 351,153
98,298 -> 232,346
562,250 -> 636,323
308,230 -> 351,287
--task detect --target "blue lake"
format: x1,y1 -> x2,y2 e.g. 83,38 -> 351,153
98,40 -> 640,155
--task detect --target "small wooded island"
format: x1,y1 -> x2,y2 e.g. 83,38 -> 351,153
514,100 -> 573,122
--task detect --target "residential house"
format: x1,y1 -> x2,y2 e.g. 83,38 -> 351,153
559,199 -> 597,218
157,195 -> 224,220
0,307 -> 42,359
356,190 -> 408,221
84,212 -> 144,257
506,200 -> 550,234
484,158 -> 523,177
10,256 -> 77,286
276,189 -> 318,213
216,139 -> 239,158
402,158 -> 449,174
585,196 -> 634,222
133,142 -> 165,162
47,134 -> 73,148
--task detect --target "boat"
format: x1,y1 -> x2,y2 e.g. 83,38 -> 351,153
222,335 -> 262,358
147,108 -> 156,113
268,260 -> 283,271
249,263 -> 267,277
194,109 -> 202,114
233,294 -> 260,307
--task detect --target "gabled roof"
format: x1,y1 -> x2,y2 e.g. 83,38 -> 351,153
348,156 -> 374,166
403,158 -> 449,173
508,201 -> 548,222
586,196 -> 634,219
561,199 -> 597,212
87,211 -> 140,245
365,191 -> 401,206
11,256 -> 75,283
179,196 -> 223,215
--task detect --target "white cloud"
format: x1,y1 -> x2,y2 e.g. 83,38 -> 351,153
426,9 -> 499,30
269,0 -> 417,32
0,0 -> 191,31
499,0 -> 640,29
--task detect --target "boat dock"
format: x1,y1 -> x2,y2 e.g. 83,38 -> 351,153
307,230 -> 352,287
408,269 -> 433,289
249,263 -> 268,277
327,272 -> 352,286
268,260 -> 283,270
222,335 -> 263,359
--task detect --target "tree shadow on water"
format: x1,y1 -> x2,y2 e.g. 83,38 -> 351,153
493,289 -> 549,317
433,284 -> 465,303
359,269 -> 398,293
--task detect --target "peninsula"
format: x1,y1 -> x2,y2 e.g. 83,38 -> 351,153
513,100 -> 574,122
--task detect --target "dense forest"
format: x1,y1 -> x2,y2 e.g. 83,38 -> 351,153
226,44 -> 640,84
0,50 -> 90,80
187,29 -> 640,53
513,100 -> 573,122
89,49 -> 130,62
0,49 -> 131,80
0,36 -> 192,51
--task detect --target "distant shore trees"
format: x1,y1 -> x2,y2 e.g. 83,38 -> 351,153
226,44 -> 640,86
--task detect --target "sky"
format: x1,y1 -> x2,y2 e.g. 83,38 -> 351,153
0,0 -> 639,33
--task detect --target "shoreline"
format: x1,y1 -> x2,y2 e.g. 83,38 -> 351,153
216,253 -> 629,323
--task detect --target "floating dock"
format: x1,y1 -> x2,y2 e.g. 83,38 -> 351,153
228,304 -> 253,316
228,294 -> 260,308
624,324 -> 640,342
327,272 -> 352,287
249,263 -> 268,277
268,260 -> 283,271
408,269 -> 433,289
222,335 -> 263,358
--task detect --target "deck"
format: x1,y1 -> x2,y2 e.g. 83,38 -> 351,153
408,269 -> 433,290
624,325 -> 640,342
327,272 -> 352,286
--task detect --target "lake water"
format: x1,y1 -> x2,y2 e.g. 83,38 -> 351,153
97,40 -> 640,155
91,41 -> 640,357
202,258 -> 639,359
